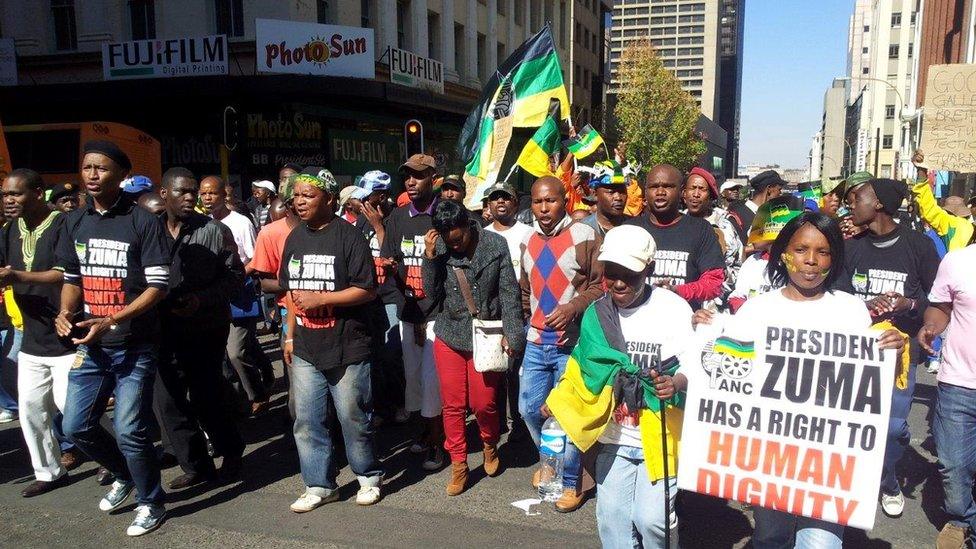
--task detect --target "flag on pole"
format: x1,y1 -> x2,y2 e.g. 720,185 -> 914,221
516,110 -> 562,177
459,25 -> 570,208
563,125 -> 605,160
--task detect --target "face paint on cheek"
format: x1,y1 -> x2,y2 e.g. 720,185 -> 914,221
782,254 -> 798,273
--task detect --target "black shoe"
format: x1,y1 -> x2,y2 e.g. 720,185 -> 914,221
168,472 -> 215,490
219,454 -> 243,480
158,452 -> 178,469
21,475 -> 69,497
96,467 -> 115,486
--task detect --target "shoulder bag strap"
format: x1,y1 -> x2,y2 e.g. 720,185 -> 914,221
452,266 -> 479,318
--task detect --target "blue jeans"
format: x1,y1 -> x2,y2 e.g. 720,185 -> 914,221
753,507 -> 843,548
934,382 -> 976,539
63,344 -> 164,505
881,363 -> 916,495
518,341 -> 581,490
290,356 -> 383,496
596,444 -> 677,548
0,328 -> 22,412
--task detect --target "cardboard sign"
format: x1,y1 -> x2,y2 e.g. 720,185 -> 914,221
678,324 -> 894,530
102,35 -> 227,80
920,64 -> 976,172
256,19 -> 375,79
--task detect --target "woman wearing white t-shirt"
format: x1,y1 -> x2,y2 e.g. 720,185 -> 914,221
719,212 -> 906,548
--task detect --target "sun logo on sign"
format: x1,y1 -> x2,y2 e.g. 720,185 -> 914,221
305,36 -> 331,67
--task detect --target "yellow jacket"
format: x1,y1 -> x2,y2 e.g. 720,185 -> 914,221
912,178 -> 974,251
3,288 -> 22,330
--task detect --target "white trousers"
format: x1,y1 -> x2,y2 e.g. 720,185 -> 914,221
399,320 -> 441,418
17,352 -> 74,481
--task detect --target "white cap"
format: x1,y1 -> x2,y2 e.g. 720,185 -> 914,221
252,180 -> 276,193
720,180 -> 744,192
338,185 -> 368,207
598,225 -> 657,272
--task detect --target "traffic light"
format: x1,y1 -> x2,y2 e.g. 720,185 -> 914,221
222,105 -> 240,151
404,119 -> 424,158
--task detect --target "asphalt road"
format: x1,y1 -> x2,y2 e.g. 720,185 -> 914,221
0,351 -> 949,548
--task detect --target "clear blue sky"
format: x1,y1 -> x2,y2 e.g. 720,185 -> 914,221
738,0 -> 851,168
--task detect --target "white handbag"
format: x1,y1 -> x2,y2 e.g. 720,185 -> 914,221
454,267 -> 508,373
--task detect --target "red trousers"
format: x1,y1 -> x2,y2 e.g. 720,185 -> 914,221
433,338 -> 503,463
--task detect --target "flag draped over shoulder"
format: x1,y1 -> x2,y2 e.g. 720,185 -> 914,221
459,25 -> 569,208
546,298 -> 684,482
563,124 -> 605,160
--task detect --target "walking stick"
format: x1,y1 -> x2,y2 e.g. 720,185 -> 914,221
656,356 -> 678,549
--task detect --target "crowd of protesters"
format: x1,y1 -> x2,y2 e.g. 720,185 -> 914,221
0,137 -> 974,549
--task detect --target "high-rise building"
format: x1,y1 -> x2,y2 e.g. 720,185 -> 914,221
609,0 -> 740,177
847,0 -> 874,104
718,0 -> 743,177
609,0 -> 721,118
815,78 -> 849,180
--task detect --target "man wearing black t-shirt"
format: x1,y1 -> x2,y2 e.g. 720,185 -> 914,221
0,169 -> 75,498
152,168 -> 245,491
624,164 -> 725,309
380,154 -> 445,469
838,177 -> 940,520
54,141 -> 171,537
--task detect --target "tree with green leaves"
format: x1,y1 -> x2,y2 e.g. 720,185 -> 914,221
613,39 -> 705,172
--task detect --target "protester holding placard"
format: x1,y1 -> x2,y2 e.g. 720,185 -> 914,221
701,213 -> 905,547
839,177 -> 940,518
546,224 -> 692,548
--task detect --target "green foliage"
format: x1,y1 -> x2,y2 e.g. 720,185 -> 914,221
613,39 -> 706,172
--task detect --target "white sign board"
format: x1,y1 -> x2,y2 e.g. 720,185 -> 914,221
0,38 -> 17,86
678,324 -> 894,531
256,19 -> 375,79
102,35 -> 227,81
389,47 -> 444,94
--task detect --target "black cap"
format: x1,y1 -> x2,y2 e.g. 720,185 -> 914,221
49,181 -> 79,203
750,170 -> 786,192
82,140 -> 132,171
482,181 -> 517,200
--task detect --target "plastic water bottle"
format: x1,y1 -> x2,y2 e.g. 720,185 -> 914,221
538,417 -> 566,502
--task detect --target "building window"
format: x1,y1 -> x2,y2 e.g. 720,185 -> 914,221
129,0 -> 156,40
361,0 -> 370,27
575,64 -> 581,84
888,44 -> 899,58
885,104 -> 895,118
881,164 -> 892,178
583,69 -> 590,89
560,1 -> 567,48
514,1 -> 524,25
910,12 -> 917,25
862,66 -> 870,74
862,46 -> 868,54
454,23 -> 465,77
908,43 -> 913,57
891,12 -> 901,27
396,0 -> 407,48
477,33 -> 486,81
882,135 -> 894,149
428,12 -> 439,58
51,0 -> 78,50
863,25 -> 870,32
497,42 -> 505,65
215,0 -> 244,37
317,0 -> 332,23
498,0 -> 504,15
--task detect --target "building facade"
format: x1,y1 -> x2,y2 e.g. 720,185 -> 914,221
717,0 -> 743,178
0,0 -> 610,188
816,78 -> 848,180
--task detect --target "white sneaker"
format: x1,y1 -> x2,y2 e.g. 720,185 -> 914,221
0,409 -> 17,423
290,490 -> 338,513
880,491 -> 904,517
356,486 -> 381,506
126,504 -> 165,536
99,480 -> 135,511
927,360 -> 940,374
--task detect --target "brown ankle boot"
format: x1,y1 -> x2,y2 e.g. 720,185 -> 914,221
483,444 -> 500,477
446,461 -> 469,496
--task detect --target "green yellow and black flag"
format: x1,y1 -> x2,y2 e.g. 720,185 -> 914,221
516,100 -> 563,177
563,124 -> 606,160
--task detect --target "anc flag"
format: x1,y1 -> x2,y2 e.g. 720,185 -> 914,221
459,25 -> 569,207
546,302 -> 684,482
713,337 -> 755,359
748,194 -> 806,245
516,101 -> 563,177
797,180 -> 824,210
563,124 -> 605,160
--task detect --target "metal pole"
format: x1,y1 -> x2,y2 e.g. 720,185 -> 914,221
875,128 -> 881,176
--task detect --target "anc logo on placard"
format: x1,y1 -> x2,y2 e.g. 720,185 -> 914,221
74,242 -> 87,262
852,270 -> 868,293
702,336 -> 755,389
288,256 -> 301,279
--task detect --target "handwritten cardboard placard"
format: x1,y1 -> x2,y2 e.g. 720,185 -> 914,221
921,64 -> 976,172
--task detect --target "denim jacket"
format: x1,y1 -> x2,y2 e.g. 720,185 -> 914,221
422,222 -> 526,353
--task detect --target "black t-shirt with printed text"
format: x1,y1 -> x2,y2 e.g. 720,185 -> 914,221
623,214 -> 725,288
56,194 -> 171,348
279,218 -> 375,370
380,204 -> 443,323
0,213 -> 76,356
356,216 -> 398,305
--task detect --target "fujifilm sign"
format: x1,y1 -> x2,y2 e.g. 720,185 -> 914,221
102,35 -> 228,81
